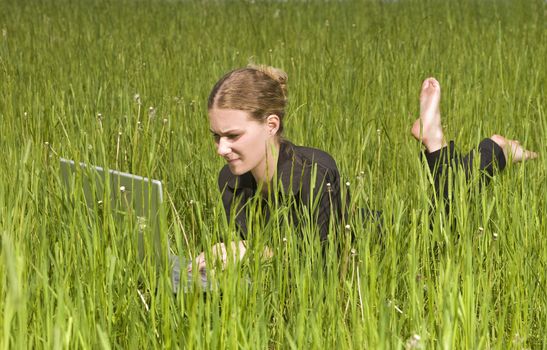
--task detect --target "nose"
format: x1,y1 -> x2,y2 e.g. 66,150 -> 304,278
216,137 -> 231,157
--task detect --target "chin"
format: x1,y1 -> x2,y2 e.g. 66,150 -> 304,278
227,163 -> 249,176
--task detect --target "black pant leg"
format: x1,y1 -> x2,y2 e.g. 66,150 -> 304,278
423,141 -> 458,201
466,138 -> 506,181
423,139 -> 506,202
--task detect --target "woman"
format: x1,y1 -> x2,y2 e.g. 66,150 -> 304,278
184,65 -> 537,279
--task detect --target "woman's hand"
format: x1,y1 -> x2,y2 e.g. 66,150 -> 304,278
188,241 -> 247,273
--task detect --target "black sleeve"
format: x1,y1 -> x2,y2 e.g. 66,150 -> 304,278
218,166 -> 233,223
217,167 -> 249,239
313,168 -> 343,242
424,138 -> 506,200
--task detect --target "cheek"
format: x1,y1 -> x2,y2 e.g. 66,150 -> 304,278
235,128 -> 269,158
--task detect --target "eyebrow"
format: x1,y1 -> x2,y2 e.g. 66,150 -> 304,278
209,129 -> 242,135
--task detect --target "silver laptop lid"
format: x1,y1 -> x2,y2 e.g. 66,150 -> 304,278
59,158 -> 166,261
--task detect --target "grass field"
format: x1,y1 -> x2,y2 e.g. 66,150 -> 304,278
1,0 -> 546,348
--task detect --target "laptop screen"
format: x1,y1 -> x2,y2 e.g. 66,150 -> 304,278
59,158 -> 166,261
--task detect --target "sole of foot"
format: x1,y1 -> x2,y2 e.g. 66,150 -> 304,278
411,77 -> 446,152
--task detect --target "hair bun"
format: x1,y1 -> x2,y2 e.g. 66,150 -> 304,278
247,64 -> 288,100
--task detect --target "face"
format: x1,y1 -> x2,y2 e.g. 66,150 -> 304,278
209,108 -> 277,177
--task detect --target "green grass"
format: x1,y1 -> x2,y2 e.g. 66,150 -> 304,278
1,0 -> 546,348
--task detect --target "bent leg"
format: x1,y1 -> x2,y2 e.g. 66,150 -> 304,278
412,77 -> 537,202
423,138 -> 505,200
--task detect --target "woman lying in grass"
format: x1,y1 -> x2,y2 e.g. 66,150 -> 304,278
182,65 -> 537,279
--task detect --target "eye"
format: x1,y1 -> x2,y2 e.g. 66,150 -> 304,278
211,133 -> 220,142
227,134 -> 240,140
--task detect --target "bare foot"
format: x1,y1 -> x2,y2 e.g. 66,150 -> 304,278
411,78 -> 447,152
490,134 -> 538,163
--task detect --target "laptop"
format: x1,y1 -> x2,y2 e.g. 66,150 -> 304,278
59,158 -> 209,293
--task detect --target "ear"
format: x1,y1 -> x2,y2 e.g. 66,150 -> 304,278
265,114 -> 280,136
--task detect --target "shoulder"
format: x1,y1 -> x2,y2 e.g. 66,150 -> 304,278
291,144 -> 339,179
278,141 -> 340,195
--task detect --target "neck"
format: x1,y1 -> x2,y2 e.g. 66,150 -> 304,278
251,139 -> 280,193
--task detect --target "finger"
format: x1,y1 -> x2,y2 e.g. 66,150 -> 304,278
198,259 -> 207,272
187,259 -> 198,273
188,254 -> 205,272
525,150 -> 538,160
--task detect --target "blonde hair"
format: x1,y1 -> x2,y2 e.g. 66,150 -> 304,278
208,64 -> 288,135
